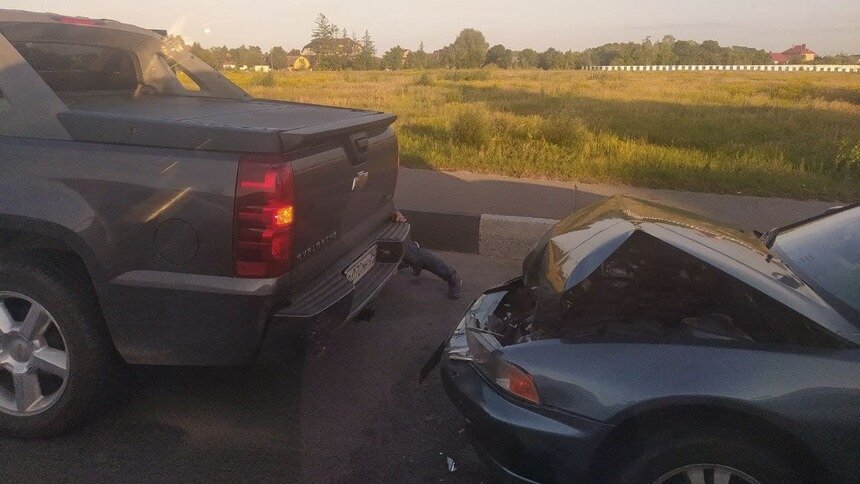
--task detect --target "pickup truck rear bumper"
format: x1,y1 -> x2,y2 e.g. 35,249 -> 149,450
103,221 -> 409,365
259,222 -> 410,358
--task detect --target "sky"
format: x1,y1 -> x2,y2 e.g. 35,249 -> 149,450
3,0 -> 859,55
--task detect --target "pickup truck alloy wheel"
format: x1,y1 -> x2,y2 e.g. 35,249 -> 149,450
0,291 -> 69,416
655,464 -> 760,484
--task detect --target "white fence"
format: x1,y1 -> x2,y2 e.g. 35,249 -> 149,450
583,64 -> 860,73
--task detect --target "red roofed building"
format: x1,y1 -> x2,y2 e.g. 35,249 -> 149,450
770,44 -> 816,64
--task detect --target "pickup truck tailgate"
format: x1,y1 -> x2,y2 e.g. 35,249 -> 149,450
288,126 -> 400,289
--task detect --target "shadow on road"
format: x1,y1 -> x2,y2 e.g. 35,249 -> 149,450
3,253 -> 522,483
2,362 -> 304,482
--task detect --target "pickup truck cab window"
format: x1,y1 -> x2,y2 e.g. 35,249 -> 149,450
12,42 -> 139,93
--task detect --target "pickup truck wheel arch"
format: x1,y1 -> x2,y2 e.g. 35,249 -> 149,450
0,223 -> 102,282
0,228 -> 111,343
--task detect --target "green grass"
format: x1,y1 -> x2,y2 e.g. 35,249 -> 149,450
226,69 -> 860,200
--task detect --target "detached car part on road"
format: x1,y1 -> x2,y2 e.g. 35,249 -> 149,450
0,10 -> 408,437
442,196 -> 859,484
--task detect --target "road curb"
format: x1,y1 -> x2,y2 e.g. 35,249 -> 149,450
479,214 -> 558,259
402,210 -> 558,260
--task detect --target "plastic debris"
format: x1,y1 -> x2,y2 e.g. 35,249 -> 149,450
446,457 -> 457,472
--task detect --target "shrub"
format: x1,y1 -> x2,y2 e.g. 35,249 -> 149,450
415,72 -> 435,86
252,71 -> 276,87
450,108 -> 491,147
540,114 -> 590,151
835,139 -> 860,178
444,69 -> 491,82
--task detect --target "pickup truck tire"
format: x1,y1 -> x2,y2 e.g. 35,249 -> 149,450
0,255 -> 117,438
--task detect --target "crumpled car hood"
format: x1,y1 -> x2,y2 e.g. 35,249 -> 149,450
522,196 -> 859,343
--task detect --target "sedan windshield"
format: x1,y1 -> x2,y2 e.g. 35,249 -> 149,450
772,206 -> 860,324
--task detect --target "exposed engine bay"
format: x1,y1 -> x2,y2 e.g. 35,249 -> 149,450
488,232 -> 839,347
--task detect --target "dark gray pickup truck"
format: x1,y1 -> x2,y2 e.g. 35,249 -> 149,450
0,10 -> 408,437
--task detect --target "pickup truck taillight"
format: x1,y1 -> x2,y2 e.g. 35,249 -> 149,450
234,153 -> 295,278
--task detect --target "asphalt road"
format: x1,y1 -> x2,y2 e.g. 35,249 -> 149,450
3,252 -> 521,483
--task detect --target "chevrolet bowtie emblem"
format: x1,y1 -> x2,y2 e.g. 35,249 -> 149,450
352,170 -> 369,191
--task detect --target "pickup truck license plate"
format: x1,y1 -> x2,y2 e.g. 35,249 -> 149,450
344,245 -> 377,284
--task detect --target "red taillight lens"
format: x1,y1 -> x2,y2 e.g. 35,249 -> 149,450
234,153 -> 294,278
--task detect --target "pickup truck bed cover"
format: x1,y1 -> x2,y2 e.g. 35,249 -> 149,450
60,95 -> 395,152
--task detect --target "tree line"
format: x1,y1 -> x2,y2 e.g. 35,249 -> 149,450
187,13 -> 849,71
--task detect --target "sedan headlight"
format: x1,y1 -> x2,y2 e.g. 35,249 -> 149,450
467,329 -> 541,405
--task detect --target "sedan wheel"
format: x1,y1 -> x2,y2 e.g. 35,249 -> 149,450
608,423 -> 800,484
655,464 -> 760,484
0,291 -> 69,416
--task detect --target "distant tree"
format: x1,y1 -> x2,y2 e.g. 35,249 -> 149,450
269,46 -> 289,69
189,42 -> 220,69
700,40 -> 722,64
734,46 -> 771,64
517,48 -> 539,68
671,40 -> 698,64
354,30 -> 379,70
564,50 -> 583,68
382,45 -> 407,70
309,13 -> 363,70
425,47 -> 443,69
228,45 -> 266,67
447,28 -> 489,68
486,44 -> 513,68
538,48 -> 565,69
574,36 -> 768,66
812,53 -> 855,65
614,43 -> 639,65
211,46 -> 231,69
361,30 -> 376,56
405,41 -> 430,69
632,36 -> 657,65
311,13 -> 338,41
437,45 -> 454,68
654,35 -> 678,65
310,13 -> 337,69
248,46 -> 266,66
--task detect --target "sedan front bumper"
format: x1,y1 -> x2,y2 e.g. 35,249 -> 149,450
440,288 -> 615,483
441,358 -> 614,483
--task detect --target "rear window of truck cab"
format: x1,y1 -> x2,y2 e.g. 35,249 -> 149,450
12,42 -> 138,92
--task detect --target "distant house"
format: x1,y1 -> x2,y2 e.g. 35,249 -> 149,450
769,53 -> 790,64
222,63 -> 237,70
783,44 -> 816,61
253,65 -> 271,73
770,44 -> 816,64
284,55 -> 312,71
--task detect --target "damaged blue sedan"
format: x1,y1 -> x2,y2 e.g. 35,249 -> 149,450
441,196 -> 859,484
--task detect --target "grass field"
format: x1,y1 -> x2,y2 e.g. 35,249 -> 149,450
226,69 -> 860,200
